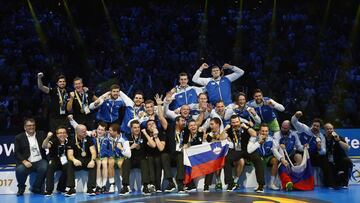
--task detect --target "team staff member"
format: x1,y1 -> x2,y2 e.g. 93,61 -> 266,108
15,118 -> 48,196
42,126 -> 69,196
37,72 -> 69,131
64,124 -> 97,196
67,77 -> 97,129
223,115 -> 254,191
324,123 -> 353,188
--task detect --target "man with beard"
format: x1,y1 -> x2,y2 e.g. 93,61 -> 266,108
90,84 -> 124,125
162,116 -> 187,193
67,77 -> 97,129
42,126 -> 69,196
247,89 -> 284,132
192,63 -> 244,106
324,123 -> 352,188
119,91 -> 146,136
291,111 -> 335,188
228,92 -> 261,126
37,73 -> 69,132
223,115 -> 257,191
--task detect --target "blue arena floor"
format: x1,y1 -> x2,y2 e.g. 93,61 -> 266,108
3,186 -> 360,203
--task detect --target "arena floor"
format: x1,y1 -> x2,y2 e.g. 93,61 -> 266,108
5,186 -> 359,203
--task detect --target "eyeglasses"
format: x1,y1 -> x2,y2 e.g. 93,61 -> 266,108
25,124 -> 35,127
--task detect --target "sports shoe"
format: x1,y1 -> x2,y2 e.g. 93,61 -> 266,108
285,182 -> 293,191
269,184 -> 280,190
186,183 -> 197,192
226,182 -> 236,192
203,185 -> 209,192
178,183 -> 185,194
108,183 -> 115,193
87,187 -> 96,196
142,185 -> 151,195
164,181 -> 176,192
215,182 -> 222,191
119,185 -> 131,196
255,185 -> 264,193
64,188 -> 76,197
148,184 -> 156,193
95,186 -> 101,195
155,185 -> 162,193
101,186 -> 107,193
44,191 -> 53,197
16,187 -> 25,196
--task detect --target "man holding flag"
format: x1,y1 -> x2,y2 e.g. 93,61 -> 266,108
183,117 -> 230,192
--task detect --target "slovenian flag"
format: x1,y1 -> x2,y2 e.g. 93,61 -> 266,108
278,148 -> 314,190
183,140 -> 229,184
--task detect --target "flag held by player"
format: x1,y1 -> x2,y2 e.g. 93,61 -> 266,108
183,140 -> 229,184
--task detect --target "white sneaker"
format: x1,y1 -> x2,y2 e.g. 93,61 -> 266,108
108,183 -> 115,193
269,184 -> 280,190
147,184 -> 156,193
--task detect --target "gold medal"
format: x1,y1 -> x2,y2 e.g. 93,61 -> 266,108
81,151 -> 86,157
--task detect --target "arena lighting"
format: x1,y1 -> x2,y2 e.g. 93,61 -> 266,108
349,4 -> 360,48
101,0 -> 121,46
62,0 -> 91,69
26,0 -> 49,53
265,0 -> 277,62
320,0 -> 332,32
198,0 -> 209,59
233,0 -> 244,62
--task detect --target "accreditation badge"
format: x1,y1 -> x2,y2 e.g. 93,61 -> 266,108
84,105 -> 91,114
60,154 -> 68,165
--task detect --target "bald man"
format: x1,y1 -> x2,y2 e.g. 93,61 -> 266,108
272,120 -> 305,190
64,124 -> 97,196
273,120 -> 305,164
324,123 -> 353,189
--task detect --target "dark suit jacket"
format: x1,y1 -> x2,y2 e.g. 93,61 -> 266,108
15,131 -> 47,165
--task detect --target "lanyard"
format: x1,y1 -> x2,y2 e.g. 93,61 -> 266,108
176,131 -> 183,144
75,90 -> 87,111
57,88 -> 66,107
97,136 -> 104,154
75,136 -> 86,152
233,129 -> 241,145
113,135 -> 121,151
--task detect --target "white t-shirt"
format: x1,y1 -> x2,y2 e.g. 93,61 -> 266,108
26,132 -> 42,162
